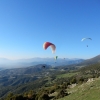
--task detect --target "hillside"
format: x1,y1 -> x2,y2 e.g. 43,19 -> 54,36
58,78 -> 100,100
0,64 -> 51,76
77,55 -> 100,66
0,63 -> 77,98
1,57 -> 100,99
55,55 -> 100,70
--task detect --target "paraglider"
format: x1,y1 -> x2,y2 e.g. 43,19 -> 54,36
81,38 -> 92,47
54,56 -> 58,60
42,66 -> 45,68
43,42 -> 56,53
54,56 -> 58,63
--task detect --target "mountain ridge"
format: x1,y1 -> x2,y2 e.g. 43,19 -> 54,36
77,54 -> 100,66
0,57 -> 84,69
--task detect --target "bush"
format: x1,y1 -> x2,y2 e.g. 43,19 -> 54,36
38,93 -> 49,100
55,89 -> 68,99
70,77 -> 76,84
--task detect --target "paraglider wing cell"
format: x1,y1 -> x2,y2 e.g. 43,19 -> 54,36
50,45 -> 56,53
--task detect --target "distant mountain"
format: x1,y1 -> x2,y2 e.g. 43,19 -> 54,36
0,57 -> 84,69
77,55 -> 100,67
0,64 -> 51,76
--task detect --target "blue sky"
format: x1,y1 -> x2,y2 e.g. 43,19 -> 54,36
0,0 -> 100,59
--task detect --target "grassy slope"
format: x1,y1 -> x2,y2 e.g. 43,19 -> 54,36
56,72 -> 78,78
58,78 -> 100,100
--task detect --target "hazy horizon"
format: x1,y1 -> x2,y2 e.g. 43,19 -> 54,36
0,56 -> 85,60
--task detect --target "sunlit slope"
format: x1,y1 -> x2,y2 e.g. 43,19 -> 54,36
58,78 -> 100,100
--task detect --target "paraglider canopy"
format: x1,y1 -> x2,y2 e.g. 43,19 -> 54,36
43,42 -> 56,53
81,38 -> 92,41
